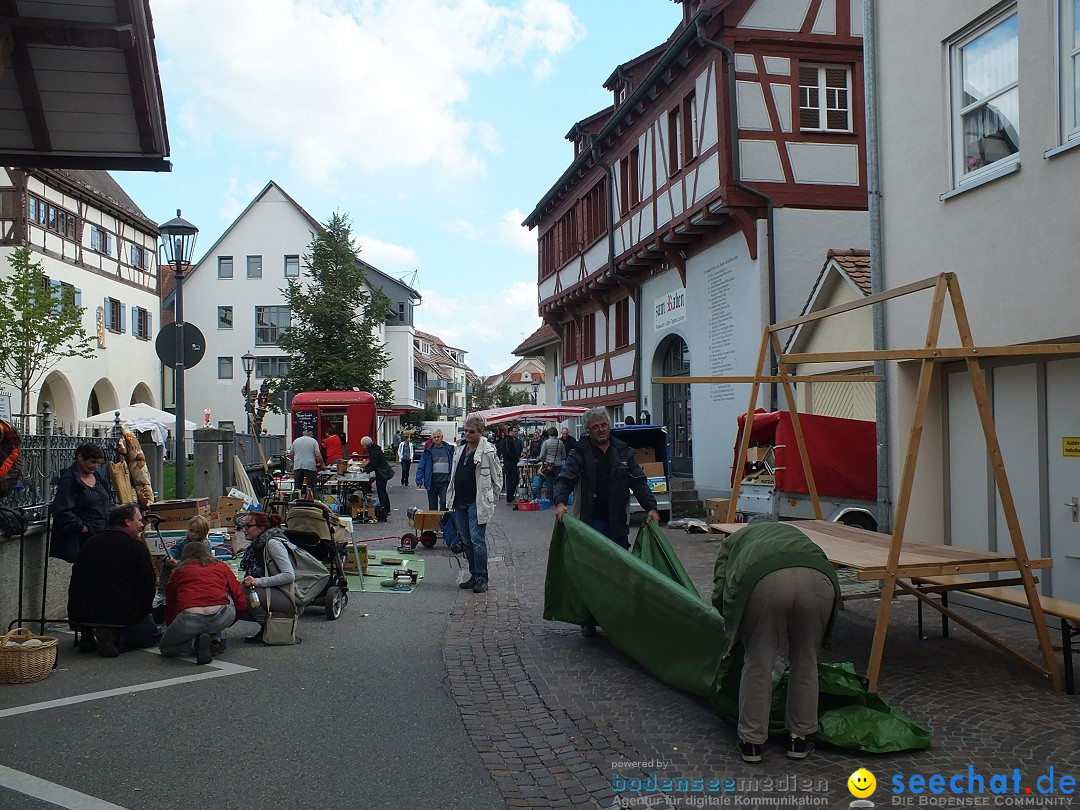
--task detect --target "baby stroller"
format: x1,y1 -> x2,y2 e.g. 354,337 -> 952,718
281,500 -> 350,620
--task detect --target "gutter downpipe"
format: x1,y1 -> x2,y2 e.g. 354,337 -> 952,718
695,18 -> 778,409
589,133 -> 644,420
864,0 -> 892,533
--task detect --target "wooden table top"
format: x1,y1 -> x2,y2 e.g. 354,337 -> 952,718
708,520 -> 1051,580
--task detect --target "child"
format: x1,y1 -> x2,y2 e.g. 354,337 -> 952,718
154,515 -> 212,608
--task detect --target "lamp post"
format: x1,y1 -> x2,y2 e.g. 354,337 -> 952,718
241,350 -> 256,435
159,210 -> 198,499
531,380 -> 540,405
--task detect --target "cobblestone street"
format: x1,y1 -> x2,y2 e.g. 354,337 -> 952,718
441,490 -> 1079,809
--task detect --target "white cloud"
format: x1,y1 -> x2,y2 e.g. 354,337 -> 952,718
445,220 -> 483,239
418,281 -> 540,373
498,207 -> 536,253
153,0 -> 585,184
354,234 -> 420,268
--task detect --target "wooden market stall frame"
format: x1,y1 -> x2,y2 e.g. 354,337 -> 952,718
656,272 -> 1080,692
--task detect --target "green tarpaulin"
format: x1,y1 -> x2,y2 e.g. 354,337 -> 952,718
543,516 -> 931,754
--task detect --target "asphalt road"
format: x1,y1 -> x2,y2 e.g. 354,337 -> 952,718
0,483 -> 504,810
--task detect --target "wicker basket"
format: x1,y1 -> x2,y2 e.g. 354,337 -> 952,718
0,627 -> 59,684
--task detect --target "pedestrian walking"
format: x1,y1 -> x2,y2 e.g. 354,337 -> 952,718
398,434 -> 414,485
446,415 -> 503,594
501,425 -> 523,504
415,430 -> 455,510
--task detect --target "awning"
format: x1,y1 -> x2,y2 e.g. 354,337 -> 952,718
467,405 -> 586,426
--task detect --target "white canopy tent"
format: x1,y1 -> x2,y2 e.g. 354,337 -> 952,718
466,405 -> 587,427
81,403 -> 198,446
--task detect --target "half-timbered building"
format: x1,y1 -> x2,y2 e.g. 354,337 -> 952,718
523,0 -> 868,492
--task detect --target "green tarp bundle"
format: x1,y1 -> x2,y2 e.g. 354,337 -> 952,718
543,515 -> 931,754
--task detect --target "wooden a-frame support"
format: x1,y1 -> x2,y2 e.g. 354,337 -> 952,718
656,273 -> 1080,692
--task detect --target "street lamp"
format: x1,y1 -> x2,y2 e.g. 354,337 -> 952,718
241,350 -> 256,434
159,209 -> 198,499
531,380 -> 540,405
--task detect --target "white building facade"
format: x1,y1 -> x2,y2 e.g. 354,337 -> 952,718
0,168 -> 160,430
873,1 -> 1080,601
170,182 -> 421,445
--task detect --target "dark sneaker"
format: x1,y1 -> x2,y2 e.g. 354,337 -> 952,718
211,638 -> 227,656
787,735 -> 813,760
244,629 -> 265,645
195,633 -> 212,665
77,629 -> 98,653
473,580 -> 488,593
458,578 -> 476,590
581,624 -> 597,638
95,627 -> 120,658
739,741 -> 763,764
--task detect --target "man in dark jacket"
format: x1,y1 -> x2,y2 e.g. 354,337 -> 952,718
553,406 -> 659,549
500,426 -> 523,504
68,503 -> 160,657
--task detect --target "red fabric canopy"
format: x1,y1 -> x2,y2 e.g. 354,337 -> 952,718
732,410 -> 877,500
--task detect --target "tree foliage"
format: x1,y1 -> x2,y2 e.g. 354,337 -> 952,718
274,213 -> 395,408
0,247 -> 96,415
469,379 -> 496,411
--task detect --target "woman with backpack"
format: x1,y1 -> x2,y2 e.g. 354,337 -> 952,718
160,538 -> 247,664
539,427 -> 567,501
237,511 -> 296,645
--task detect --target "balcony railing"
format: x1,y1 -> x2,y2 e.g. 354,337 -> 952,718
427,379 -> 448,390
413,385 -> 426,403
446,381 -> 463,393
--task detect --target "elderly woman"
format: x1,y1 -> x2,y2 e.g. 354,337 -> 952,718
237,511 -> 296,645
360,435 -> 392,516
160,539 -> 247,664
49,442 -> 115,564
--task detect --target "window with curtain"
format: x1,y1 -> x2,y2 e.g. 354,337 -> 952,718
950,9 -> 1019,184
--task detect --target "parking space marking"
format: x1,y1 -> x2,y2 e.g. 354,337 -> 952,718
0,658 -> 255,720
0,764 -> 131,810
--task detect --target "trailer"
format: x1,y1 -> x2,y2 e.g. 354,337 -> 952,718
730,410 -> 878,530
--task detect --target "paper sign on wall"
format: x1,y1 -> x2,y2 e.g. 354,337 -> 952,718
1064,437 -> 1080,457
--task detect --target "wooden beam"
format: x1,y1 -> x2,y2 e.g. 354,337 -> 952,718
6,19 -> 135,49
9,27 -> 50,152
653,374 -> 882,384
782,343 -> 1080,364
770,275 -> 944,332
115,0 -> 157,155
0,26 -> 13,81
859,558 -> 1054,580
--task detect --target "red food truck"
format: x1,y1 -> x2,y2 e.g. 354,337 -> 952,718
289,390 -> 379,459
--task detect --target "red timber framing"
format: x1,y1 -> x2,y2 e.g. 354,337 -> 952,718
525,0 -> 867,413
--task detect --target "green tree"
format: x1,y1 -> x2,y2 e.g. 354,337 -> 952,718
494,382 -> 531,407
399,410 -> 424,431
469,379 -> 496,411
274,213 -> 395,408
0,247 -> 96,417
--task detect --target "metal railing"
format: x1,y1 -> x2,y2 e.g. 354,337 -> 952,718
6,433 -> 114,518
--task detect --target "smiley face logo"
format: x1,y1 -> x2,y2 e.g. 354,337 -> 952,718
848,768 -> 876,798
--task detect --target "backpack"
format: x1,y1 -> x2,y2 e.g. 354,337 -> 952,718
440,510 -> 463,554
264,538 -> 331,608
0,419 -> 22,498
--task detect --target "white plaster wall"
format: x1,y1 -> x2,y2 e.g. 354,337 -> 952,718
877,0 -> 1077,541
638,234 -> 765,498
771,208 -> 868,323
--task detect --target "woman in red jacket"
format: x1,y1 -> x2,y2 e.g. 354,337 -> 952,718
159,541 -> 248,665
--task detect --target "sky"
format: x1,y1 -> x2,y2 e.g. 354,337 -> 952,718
117,0 -> 684,377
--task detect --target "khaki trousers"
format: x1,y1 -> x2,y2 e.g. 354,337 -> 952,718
738,567 -> 836,744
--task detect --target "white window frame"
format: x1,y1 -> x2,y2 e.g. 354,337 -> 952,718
1060,0 -> 1080,144
947,7 -> 1020,188
799,64 -> 853,133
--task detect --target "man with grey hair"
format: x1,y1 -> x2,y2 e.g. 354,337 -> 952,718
446,415 -> 503,593
553,405 -> 660,549
288,426 -> 323,496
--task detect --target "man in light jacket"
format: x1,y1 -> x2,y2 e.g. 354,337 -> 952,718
397,434 -> 414,486
446,415 -> 503,594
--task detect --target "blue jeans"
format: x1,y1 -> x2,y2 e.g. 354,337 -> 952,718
427,479 -> 449,510
453,502 -> 488,583
159,605 -> 235,657
590,518 -> 629,550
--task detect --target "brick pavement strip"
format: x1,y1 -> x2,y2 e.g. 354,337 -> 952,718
445,506 -> 1079,810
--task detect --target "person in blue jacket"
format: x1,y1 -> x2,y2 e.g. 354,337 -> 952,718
414,430 -> 455,510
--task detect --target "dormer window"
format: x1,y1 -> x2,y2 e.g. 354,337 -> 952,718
617,85 -> 628,105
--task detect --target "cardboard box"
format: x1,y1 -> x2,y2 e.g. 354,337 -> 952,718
705,498 -> 732,523
634,447 -> 656,464
640,462 -> 665,478
216,496 -> 245,517
148,498 -> 210,523
408,510 -> 444,532
746,446 -> 771,463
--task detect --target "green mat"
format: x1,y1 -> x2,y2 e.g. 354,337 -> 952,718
345,549 -> 425,594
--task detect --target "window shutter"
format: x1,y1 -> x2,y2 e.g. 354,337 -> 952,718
104,297 -> 112,330
49,280 -> 62,314
91,228 -> 100,251
147,311 -> 152,338
120,303 -> 127,334
74,288 -> 82,307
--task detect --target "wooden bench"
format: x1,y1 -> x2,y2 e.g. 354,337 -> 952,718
912,574 -> 1080,695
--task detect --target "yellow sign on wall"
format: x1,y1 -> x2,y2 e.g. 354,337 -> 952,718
1064,437 -> 1080,457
